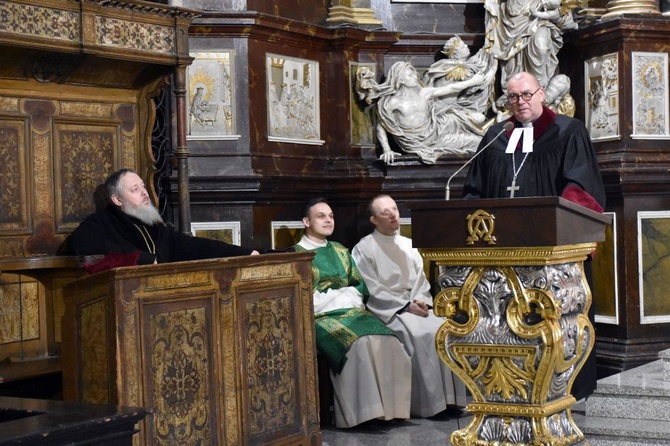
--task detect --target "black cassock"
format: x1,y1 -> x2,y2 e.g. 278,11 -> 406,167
64,205 -> 254,265
463,107 -> 605,209
463,107 -> 604,401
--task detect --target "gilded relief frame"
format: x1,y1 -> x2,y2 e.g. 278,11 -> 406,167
187,51 -> 239,140
191,221 -> 241,246
593,211 -> 619,324
631,51 -> 669,138
638,211 -> 670,324
266,54 -> 323,145
271,221 -> 304,251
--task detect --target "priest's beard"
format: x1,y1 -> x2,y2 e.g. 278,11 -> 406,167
122,202 -> 164,226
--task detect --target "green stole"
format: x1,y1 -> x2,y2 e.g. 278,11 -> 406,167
296,241 -> 395,374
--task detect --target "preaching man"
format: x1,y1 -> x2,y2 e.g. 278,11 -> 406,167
63,168 -> 258,267
295,197 -> 411,428
462,71 -> 605,210
462,71 -> 605,400
352,194 -> 466,418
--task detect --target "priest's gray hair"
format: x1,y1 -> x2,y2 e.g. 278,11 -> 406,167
105,168 -> 136,200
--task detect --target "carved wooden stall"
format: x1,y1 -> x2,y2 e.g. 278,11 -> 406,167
0,0 -> 195,381
62,252 -> 322,446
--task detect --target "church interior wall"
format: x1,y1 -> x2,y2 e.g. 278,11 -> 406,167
180,1 -> 487,255
560,15 -> 670,374
3,0 -> 670,401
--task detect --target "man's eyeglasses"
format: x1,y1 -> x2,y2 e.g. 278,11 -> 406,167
507,87 -> 541,104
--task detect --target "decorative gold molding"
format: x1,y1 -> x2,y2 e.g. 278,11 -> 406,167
421,243 -> 596,266
602,0 -> 660,18
326,2 -> 383,26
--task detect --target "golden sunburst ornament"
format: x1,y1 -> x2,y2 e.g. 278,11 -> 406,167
189,68 -> 217,103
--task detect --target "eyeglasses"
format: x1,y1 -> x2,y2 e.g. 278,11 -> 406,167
507,87 -> 542,104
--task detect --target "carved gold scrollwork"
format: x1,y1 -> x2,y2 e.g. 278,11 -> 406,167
434,260 -> 591,445
466,209 -> 497,245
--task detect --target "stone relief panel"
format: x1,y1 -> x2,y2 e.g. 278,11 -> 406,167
349,62 -> 376,146
187,51 -> 238,140
585,53 -> 619,141
267,54 -> 323,145
632,51 -> 669,138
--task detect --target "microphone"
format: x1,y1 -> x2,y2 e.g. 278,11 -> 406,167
445,121 -> 515,200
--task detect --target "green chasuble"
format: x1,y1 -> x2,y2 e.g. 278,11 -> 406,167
296,240 -> 395,374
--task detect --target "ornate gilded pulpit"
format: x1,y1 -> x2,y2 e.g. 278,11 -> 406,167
408,197 -> 611,446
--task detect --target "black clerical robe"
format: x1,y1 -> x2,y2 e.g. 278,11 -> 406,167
64,205 -> 253,264
463,107 -> 606,209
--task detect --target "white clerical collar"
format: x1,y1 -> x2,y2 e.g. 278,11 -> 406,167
373,229 -> 398,240
298,234 -> 327,250
505,124 -> 534,154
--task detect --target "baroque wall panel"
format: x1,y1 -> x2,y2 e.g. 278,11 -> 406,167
0,118 -> 29,232
54,123 -> 117,228
52,99 -> 139,231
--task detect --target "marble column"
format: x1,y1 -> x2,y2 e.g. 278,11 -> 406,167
326,0 -> 383,26
602,0 -> 660,18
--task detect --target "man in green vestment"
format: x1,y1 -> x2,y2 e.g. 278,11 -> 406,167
295,198 -> 411,428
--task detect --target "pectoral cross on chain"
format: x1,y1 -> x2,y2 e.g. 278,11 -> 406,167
507,179 -> 519,198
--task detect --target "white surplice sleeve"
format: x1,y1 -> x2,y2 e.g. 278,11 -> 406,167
313,287 -> 365,314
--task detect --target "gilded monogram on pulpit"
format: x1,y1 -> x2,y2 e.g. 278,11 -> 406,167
466,209 -> 496,245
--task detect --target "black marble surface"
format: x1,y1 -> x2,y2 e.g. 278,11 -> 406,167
0,396 -> 147,446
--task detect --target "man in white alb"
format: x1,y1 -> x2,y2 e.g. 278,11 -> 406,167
352,194 -> 467,418
295,197 -> 411,428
